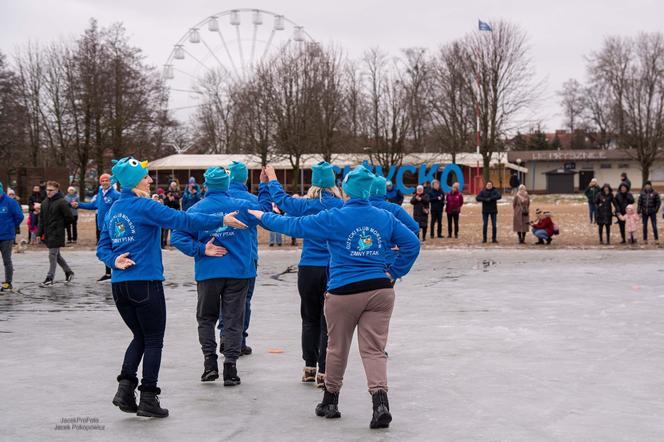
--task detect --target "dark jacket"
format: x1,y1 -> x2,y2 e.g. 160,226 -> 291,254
38,192 -> 73,248
28,191 -> 42,213
427,188 -> 445,211
386,187 -> 404,206
475,188 -> 502,214
620,177 -> 632,192
594,191 -> 614,225
164,196 -> 181,211
638,189 -> 661,216
410,193 -> 430,226
613,190 -> 635,216
509,174 -> 520,188
584,185 -> 601,204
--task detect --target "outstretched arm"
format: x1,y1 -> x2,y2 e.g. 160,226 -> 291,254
249,209 -> 332,241
388,217 -> 420,279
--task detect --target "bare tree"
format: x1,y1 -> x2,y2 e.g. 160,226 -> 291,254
14,43 -> 44,167
558,78 -> 586,134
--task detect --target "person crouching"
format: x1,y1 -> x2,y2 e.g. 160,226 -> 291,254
531,209 -> 554,245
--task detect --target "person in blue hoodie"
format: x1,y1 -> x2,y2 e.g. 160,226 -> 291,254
249,165 -> 420,430
216,161 -> 268,357
181,177 -> 202,211
171,166 -> 264,386
97,158 -> 243,419
263,161 -> 343,388
76,173 -> 120,281
0,182 -> 24,292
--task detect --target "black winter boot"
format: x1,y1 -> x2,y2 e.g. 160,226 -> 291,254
137,385 -> 169,418
112,375 -> 138,413
370,390 -> 392,429
201,354 -> 219,382
223,362 -> 241,386
315,388 -> 341,418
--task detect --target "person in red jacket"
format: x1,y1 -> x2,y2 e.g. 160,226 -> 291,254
530,209 -> 554,245
445,182 -> 464,238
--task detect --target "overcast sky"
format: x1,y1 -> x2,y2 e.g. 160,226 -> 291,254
1,0 -> 662,131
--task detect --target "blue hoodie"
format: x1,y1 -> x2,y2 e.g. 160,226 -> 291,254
171,190 -> 262,281
369,195 -> 420,265
78,186 -> 120,230
228,181 -> 272,263
267,180 -> 343,267
0,195 -> 24,241
260,198 -> 420,290
97,190 -> 224,283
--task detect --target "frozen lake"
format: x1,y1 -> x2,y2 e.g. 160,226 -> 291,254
1,249 -> 663,441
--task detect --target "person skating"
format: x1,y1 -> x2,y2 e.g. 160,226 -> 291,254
445,182 -> 463,238
75,174 -> 119,281
512,184 -> 530,244
216,161 -> 272,358
410,185 -> 430,241
427,179 -> 445,238
613,183 -> 635,244
476,181 -> 502,243
0,182 -> 24,292
637,181 -> 661,244
38,181 -> 74,286
595,184 -> 614,245
248,165 -> 420,429
97,157 -> 243,418
263,161 -> 343,388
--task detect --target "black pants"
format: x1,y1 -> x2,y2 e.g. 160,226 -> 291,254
0,240 -> 13,283
418,225 -> 427,241
197,278 -> 248,363
95,223 -> 112,276
598,224 -> 611,243
642,213 -> 658,240
430,209 -> 443,237
617,220 -> 626,242
482,212 -> 497,241
66,215 -> 78,242
447,213 -> 459,237
112,280 -> 166,389
298,266 -> 328,373
161,229 -> 169,248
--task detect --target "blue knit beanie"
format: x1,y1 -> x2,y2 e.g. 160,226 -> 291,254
342,165 -> 375,199
371,176 -> 387,197
228,161 -> 248,183
111,157 -> 149,189
311,161 -> 336,188
204,167 -> 230,191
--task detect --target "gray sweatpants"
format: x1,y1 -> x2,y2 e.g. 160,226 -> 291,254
196,278 -> 248,363
324,288 -> 395,394
0,240 -> 13,283
47,248 -> 72,280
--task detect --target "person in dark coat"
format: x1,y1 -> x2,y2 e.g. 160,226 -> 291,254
595,183 -> 614,245
427,179 -> 445,238
619,172 -> 631,192
509,173 -> 520,194
584,178 -> 601,224
637,180 -> 661,243
475,181 -> 502,243
161,191 -> 181,247
38,181 -> 74,286
410,185 -> 430,241
613,183 -> 634,244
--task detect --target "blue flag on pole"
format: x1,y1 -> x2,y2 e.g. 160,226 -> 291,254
478,20 -> 492,32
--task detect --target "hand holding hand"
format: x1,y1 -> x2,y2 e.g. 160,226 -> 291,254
248,209 -> 264,220
204,238 -> 228,257
264,165 -> 278,182
260,169 -> 269,183
114,252 -> 135,270
223,211 -> 248,229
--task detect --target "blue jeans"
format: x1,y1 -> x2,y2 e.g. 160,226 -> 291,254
112,281 -> 166,388
269,231 -> 282,245
588,203 -> 597,223
218,261 -> 257,347
482,212 -> 497,241
642,213 -> 658,240
532,228 -> 550,241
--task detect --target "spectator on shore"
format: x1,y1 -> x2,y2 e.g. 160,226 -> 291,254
28,203 -> 40,244
595,183 -> 614,245
476,180 -> 502,243
512,184 -> 530,244
618,204 -> 639,244
410,185 -> 430,241
28,185 -> 42,241
531,209 -> 555,245
509,172 -> 520,195
64,186 -> 80,244
427,179 -> 445,238
445,182 -> 463,238
385,181 -> 404,206
613,183 -> 634,244
168,180 -> 181,199
620,172 -> 632,192
584,179 -> 601,224
162,191 -> 181,248
637,180 -> 661,244
182,177 -> 202,211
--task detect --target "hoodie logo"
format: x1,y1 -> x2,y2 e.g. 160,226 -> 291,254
205,211 -> 236,238
346,226 -> 383,257
114,222 -> 126,237
357,233 -> 373,251
109,213 -> 136,244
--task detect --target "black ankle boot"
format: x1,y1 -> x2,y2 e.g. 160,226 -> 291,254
223,362 -> 241,386
112,375 -> 138,413
315,389 -> 341,418
370,390 -> 392,429
201,354 -> 219,382
137,385 -> 169,418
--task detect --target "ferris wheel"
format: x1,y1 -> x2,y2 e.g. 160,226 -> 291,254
163,8 -> 315,124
